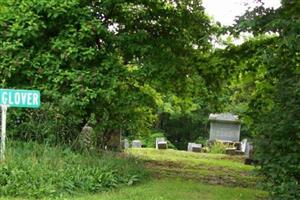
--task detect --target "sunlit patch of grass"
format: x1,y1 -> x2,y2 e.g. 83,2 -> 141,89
127,148 -> 253,171
126,148 -> 261,188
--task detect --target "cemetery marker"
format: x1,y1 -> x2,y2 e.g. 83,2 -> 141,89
0,89 -> 41,161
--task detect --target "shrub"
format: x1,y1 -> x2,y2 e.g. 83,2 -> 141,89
140,130 -> 176,149
195,136 -> 207,146
0,141 -> 148,198
7,101 -> 84,146
209,141 -> 232,154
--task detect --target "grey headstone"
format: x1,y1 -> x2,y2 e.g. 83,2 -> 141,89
132,140 -> 142,148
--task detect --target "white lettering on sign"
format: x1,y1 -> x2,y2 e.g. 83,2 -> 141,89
15,93 -> 20,104
2,92 -> 8,104
33,93 -> 38,105
27,93 -> 32,105
8,93 -> 13,105
21,93 -> 27,105
0,91 -> 40,107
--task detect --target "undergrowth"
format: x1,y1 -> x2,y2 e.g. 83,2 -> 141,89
0,141 -> 148,199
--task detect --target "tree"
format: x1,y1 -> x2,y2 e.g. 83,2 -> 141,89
228,1 -> 300,198
0,0 -> 216,147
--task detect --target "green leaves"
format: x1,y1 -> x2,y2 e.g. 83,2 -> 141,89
0,141 -> 147,198
0,0 -> 216,143
226,1 -> 300,199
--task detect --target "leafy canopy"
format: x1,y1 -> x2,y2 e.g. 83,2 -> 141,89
0,0 -> 217,144
227,1 -> 300,199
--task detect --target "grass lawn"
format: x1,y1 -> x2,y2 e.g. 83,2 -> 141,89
126,148 -> 253,171
0,145 -> 266,199
125,148 -> 261,188
58,179 -> 266,200
0,179 -> 267,200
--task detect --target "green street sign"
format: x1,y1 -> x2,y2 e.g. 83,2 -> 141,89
0,89 -> 41,108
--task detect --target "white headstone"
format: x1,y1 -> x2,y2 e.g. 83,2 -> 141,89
132,140 -> 142,148
187,143 -> 195,151
187,143 -> 202,152
240,139 -> 248,153
123,139 -> 129,149
156,138 -> 167,149
245,143 -> 253,157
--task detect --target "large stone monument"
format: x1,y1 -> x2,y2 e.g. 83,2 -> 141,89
209,113 -> 241,142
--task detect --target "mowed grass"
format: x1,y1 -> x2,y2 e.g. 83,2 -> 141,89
125,148 -> 261,188
127,148 -> 253,171
38,179 -> 265,200
1,146 -> 266,200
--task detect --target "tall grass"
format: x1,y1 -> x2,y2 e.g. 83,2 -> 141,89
0,141 -> 148,198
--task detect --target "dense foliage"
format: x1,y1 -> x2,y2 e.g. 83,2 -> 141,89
155,111 -> 209,150
0,0 -> 220,147
0,141 -> 147,198
1,0 -> 299,199
227,1 -> 300,199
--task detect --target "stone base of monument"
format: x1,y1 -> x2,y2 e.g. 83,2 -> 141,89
225,148 -> 237,155
234,150 -> 245,155
225,148 -> 245,155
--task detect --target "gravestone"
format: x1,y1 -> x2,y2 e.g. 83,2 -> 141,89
187,143 -> 195,152
132,140 -> 142,148
105,130 -> 122,151
245,142 -> 253,158
192,144 -> 202,152
156,138 -> 167,149
240,139 -> 248,153
209,113 -> 241,142
79,124 -> 93,150
187,143 -> 202,152
121,139 -> 129,149
244,143 -> 257,165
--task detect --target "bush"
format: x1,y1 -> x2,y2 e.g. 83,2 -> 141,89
0,141 -> 148,198
7,101 -> 84,146
140,130 -> 176,149
253,104 -> 300,199
195,136 -> 207,146
209,141 -> 232,154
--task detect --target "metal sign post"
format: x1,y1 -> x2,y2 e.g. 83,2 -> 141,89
1,105 -> 8,161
